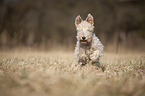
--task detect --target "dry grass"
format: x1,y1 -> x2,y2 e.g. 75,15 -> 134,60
0,50 -> 145,96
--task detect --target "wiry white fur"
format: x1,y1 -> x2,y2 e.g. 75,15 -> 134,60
74,33 -> 104,61
76,21 -> 94,32
74,15 -> 104,66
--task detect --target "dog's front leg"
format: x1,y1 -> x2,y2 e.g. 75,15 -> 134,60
78,55 -> 88,66
89,50 -> 101,67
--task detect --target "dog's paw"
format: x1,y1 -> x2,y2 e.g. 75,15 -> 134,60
79,62 -> 86,66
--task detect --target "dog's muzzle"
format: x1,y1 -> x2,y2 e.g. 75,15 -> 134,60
80,39 -> 88,44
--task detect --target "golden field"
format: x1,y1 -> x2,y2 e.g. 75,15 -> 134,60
0,50 -> 145,96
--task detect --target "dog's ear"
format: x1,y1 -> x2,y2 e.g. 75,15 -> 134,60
86,14 -> 94,25
75,15 -> 82,27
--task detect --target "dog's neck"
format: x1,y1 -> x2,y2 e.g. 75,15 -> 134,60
79,41 -> 91,49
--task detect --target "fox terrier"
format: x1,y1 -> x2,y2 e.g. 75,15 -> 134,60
74,14 -> 104,67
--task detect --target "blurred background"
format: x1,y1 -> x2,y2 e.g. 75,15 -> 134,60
0,0 -> 145,52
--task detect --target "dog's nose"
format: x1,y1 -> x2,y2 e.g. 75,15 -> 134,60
82,37 -> 86,40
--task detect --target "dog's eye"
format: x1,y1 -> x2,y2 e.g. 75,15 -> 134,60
87,30 -> 92,32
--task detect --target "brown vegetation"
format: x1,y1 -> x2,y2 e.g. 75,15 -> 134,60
0,51 -> 145,96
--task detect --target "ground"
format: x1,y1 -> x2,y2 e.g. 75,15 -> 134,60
0,50 -> 145,96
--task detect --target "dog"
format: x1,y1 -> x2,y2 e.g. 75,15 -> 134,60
74,14 -> 104,67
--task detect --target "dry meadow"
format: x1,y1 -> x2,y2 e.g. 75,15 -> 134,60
0,50 -> 145,96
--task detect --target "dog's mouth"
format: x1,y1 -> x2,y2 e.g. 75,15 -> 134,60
80,39 -> 88,44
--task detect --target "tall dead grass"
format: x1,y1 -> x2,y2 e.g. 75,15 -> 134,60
0,51 -> 144,96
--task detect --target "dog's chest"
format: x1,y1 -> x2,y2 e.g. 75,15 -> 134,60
79,46 -> 92,57
86,49 -> 93,57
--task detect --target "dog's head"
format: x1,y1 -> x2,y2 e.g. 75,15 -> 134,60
75,14 -> 94,44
